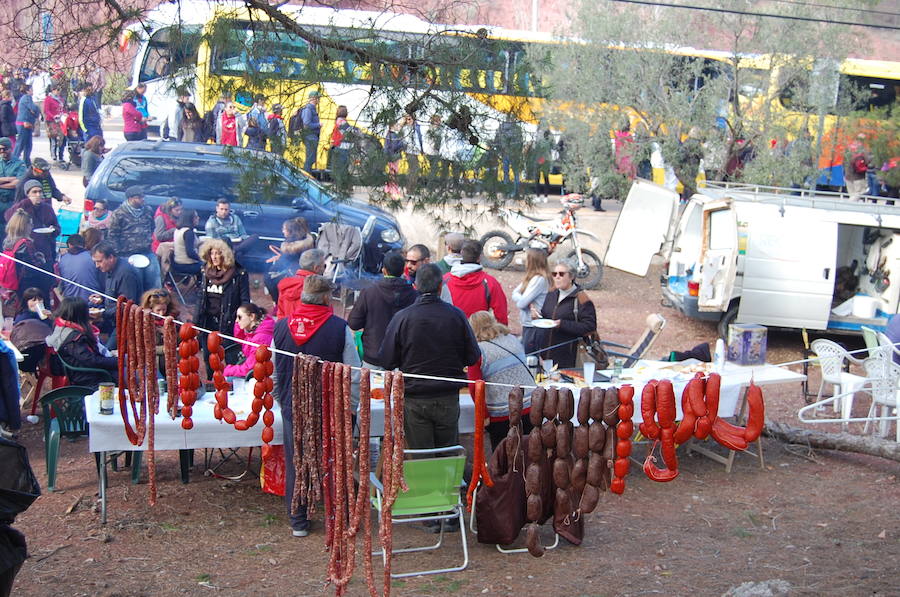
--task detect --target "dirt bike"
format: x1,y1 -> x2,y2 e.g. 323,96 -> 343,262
480,196 -> 604,289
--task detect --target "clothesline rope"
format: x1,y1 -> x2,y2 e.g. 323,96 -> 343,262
3,251 -> 898,389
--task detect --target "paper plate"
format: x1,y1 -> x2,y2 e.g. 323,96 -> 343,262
532,319 -> 557,329
128,254 -> 151,269
33,227 -> 54,234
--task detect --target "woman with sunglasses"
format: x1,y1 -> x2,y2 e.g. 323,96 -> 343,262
538,260 -> 597,368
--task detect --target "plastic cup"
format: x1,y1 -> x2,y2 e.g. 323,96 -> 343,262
583,361 -> 596,386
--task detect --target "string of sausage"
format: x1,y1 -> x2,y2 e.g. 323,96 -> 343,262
465,380 -> 494,511
142,309 -> 159,506
163,316 -> 178,419
115,298 -> 138,444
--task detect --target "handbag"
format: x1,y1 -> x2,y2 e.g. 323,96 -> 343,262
475,431 -> 526,545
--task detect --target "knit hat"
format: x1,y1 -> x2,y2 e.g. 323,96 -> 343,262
125,185 -> 144,199
23,180 -> 43,193
32,157 -> 50,170
0,138 -> 10,149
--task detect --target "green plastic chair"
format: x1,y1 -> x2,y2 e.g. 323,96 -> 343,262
39,386 -> 94,492
861,326 -> 880,358
53,349 -> 115,385
370,445 -> 468,578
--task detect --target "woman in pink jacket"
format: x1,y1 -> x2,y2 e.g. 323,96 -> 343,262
121,90 -> 147,141
223,302 -> 275,378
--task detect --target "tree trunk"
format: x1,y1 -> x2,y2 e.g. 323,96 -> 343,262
764,421 -> 900,463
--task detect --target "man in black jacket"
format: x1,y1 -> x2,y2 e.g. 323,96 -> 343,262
377,263 -> 480,450
89,242 -> 141,331
347,250 -> 417,369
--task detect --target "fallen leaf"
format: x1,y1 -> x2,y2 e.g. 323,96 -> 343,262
878,530 -> 886,539
816,523 -> 828,527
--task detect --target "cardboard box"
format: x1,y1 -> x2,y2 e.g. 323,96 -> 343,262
727,324 -> 767,366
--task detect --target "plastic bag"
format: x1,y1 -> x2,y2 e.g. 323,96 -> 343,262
259,444 -> 285,496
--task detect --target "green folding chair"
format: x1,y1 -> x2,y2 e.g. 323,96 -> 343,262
370,445 -> 468,578
39,386 -> 94,492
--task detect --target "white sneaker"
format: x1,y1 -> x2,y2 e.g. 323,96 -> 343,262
291,528 -> 309,537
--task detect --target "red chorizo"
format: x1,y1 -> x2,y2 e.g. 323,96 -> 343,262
743,383 -> 765,442
674,378 -> 699,444
705,373 -> 721,424
639,381 -> 660,440
655,380 -> 677,428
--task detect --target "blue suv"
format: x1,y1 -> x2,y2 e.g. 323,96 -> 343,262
84,141 -> 404,273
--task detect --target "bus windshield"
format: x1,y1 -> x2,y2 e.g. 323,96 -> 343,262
138,26 -> 201,83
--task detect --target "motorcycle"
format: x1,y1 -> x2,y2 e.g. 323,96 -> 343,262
480,196 -> 604,289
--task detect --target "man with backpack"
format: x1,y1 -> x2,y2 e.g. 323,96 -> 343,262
162,88 -> 190,141
247,95 -> 270,149
441,239 -> 508,325
300,91 -> 321,172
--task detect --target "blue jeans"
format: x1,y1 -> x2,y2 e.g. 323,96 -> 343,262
303,135 -> 319,172
12,125 -> 33,165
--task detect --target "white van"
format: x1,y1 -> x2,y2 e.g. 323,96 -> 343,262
605,179 -> 900,337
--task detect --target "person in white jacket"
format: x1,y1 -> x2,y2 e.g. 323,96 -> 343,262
511,248 -> 551,355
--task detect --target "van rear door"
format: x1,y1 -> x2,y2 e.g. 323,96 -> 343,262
735,204 -> 837,330
605,180 -> 680,276
698,199 -> 738,312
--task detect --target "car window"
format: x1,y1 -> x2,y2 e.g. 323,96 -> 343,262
106,156 -> 239,202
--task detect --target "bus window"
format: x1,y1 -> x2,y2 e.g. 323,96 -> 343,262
212,21 -> 309,79
838,75 -> 898,116
138,26 -> 200,83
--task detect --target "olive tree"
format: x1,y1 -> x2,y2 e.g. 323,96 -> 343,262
533,0 -> 872,197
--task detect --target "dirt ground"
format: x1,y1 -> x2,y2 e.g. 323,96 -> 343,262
8,217 -> 900,596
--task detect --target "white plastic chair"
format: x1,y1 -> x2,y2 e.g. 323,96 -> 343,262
809,339 -> 867,424
864,334 -> 900,440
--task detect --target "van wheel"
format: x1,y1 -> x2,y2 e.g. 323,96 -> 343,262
717,304 -> 739,339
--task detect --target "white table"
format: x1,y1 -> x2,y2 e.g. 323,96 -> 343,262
368,392 -> 477,435
87,389 -> 285,524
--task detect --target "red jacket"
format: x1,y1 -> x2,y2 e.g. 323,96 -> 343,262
43,94 -> 64,122
276,269 -> 316,319
122,100 -> 145,134
443,265 -> 508,325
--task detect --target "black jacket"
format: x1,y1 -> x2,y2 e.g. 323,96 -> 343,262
195,266 -> 250,335
46,326 -> 117,390
101,258 -> 142,322
539,287 -> 597,368
0,100 -> 15,138
377,293 -> 480,398
347,276 -> 418,366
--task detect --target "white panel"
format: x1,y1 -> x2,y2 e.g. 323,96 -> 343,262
605,180 -> 680,276
737,215 -> 837,329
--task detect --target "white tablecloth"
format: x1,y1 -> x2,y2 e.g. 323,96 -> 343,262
550,360 -> 806,425
87,386 -> 478,452
86,390 -> 285,453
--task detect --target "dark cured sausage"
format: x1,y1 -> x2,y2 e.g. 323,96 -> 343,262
530,387 -> 546,426
508,387 -> 524,427
577,388 -> 591,425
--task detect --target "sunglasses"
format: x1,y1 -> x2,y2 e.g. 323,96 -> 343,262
552,271 -> 570,277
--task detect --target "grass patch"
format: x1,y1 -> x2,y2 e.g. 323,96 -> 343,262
732,527 -> 753,538
195,573 -> 211,583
